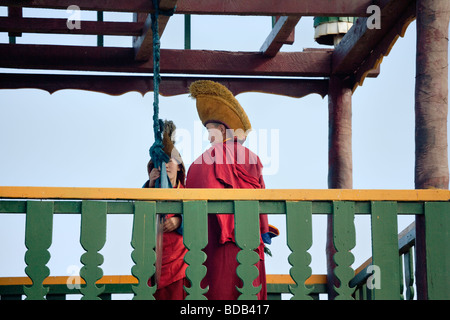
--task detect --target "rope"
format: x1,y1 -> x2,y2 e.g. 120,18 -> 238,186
148,1 -> 176,188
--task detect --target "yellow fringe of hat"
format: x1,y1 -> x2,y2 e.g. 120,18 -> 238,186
189,80 -> 251,140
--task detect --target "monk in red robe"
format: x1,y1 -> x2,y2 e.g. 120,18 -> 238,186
144,120 -> 188,300
186,80 -> 269,300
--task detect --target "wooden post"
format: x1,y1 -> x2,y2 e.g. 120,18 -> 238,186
328,76 -> 353,189
327,75 -> 353,299
414,0 -> 450,299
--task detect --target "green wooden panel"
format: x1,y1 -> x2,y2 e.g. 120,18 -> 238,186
371,201 -> 401,300
234,201 -> 261,300
0,201 -> 27,213
131,201 -> 157,300
79,201 -> 107,300
0,200 -> 427,215
424,202 -> 450,300
23,201 -> 54,300
286,201 -> 313,300
332,201 -> 355,300
183,201 -> 208,300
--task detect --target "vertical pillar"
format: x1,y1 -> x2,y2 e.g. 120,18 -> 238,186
328,75 -> 353,189
414,0 -> 450,299
327,75 -> 353,299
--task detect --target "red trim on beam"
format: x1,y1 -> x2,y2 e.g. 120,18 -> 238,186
0,73 -> 329,98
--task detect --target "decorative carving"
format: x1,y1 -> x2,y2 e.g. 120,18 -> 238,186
79,201 -> 107,300
131,201 -> 157,300
183,201 -> 208,300
24,201 -> 54,300
286,201 -> 314,300
332,201 -> 355,300
234,201 -> 261,300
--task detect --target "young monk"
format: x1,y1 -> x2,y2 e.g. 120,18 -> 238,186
143,120 -> 188,300
185,80 -> 269,300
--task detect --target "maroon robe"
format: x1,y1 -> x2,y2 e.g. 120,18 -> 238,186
186,139 -> 269,300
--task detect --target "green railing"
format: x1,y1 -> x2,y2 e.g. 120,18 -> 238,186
0,187 -> 449,300
351,221 -> 416,300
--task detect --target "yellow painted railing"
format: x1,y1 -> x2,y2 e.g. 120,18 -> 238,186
0,274 -> 328,300
1,186 -> 450,201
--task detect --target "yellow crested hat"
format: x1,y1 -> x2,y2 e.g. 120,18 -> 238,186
189,80 -> 251,140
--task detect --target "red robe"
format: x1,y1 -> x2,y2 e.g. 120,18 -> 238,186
186,139 -> 269,300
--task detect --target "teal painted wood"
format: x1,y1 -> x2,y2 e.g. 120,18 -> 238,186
131,201 -> 157,300
403,248 -> 415,300
23,201 -> 54,300
370,201 -> 401,299
79,201 -> 107,300
424,202 -> 450,300
286,201 -> 314,300
399,255 -> 404,300
234,201 -> 261,300
332,201 -> 355,300
183,201 -> 208,300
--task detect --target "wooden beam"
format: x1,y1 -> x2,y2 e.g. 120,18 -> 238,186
0,44 -> 333,77
0,73 -> 329,99
260,16 -> 301,57
133,0 -> 178,61
353,3 -> 416,88
3,0 -> 377,16
332,0 -> 416,88
7,6 -> 22,38
0,17 -> 142,36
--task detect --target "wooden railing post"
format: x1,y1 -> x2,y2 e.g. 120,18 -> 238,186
23,201 -> 53,300
131,201 -> 157,300
79,201 -> 107,300
332,201 -> 355,300
183,201 -> 208,300
423,202 -> 450,300
370,201 -> 401,299
286,201 -> 314,300
234,201 -> 261,300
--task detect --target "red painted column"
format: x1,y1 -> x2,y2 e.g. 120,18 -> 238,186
414,0 -> 450,299
326,75 -> 353,299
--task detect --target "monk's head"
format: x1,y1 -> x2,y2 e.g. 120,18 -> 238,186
206,122 -> 234,144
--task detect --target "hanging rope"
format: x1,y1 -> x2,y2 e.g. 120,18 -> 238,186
148,1 -> 176,188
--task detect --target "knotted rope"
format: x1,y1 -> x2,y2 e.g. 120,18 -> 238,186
148,1 -> 176,188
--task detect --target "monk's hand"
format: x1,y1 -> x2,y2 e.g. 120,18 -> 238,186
163,216 -> 181,232
148,168 -> 161,187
